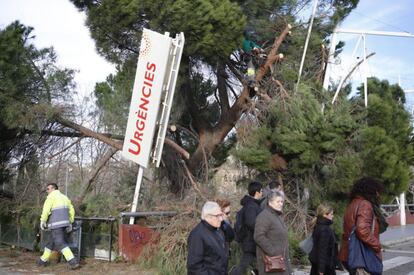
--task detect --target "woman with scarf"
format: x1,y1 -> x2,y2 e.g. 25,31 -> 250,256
338,177 -> 388,275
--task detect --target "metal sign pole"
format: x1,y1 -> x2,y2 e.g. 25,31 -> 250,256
296,0 -> 319,89
322,30 -> 337,90
129,166 -> 144,224
362,34 -> 368,107
400,193 -> 406,226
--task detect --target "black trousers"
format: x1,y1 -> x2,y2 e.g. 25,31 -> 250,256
45,227 -> 69,251
230,251 -> 256,275
310,262 -> 336,275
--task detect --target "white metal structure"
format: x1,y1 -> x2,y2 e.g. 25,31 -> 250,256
152,32 -> 185,167
324,29 -> 414,107
400,193 -> 406,226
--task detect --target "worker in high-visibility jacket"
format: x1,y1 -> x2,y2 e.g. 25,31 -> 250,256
38,183 -> 79,269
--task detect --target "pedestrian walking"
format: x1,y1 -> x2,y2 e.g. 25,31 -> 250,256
254,191 -> 292,275
309,203 -> 338,275
37,183 -> 79,269
338,177 -> 388,275
187,201 -> 228,275
231,181 -> 263,275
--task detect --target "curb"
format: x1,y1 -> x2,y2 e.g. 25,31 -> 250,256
381,236 -> 414,247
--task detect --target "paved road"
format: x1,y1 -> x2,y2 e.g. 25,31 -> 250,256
293,225 -> 414,275
382,239 -> 414,275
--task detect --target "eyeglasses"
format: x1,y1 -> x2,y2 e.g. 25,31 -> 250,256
209,213 -> 224,218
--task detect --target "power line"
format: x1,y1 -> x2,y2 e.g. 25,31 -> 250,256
352,10 -> 411,34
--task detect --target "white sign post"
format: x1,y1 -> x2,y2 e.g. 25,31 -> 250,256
122,29 -> 184,224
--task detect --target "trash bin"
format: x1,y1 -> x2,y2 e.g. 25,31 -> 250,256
118,224 -> 158,262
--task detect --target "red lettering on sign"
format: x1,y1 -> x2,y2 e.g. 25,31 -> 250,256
128,61 -> 157,156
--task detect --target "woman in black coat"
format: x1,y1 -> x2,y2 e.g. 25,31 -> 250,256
309,203 -> 338,275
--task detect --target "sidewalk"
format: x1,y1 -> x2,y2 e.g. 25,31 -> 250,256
380,224 -> 414,246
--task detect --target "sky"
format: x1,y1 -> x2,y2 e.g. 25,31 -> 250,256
0,0 -> 115,99
0,0 -> 413,104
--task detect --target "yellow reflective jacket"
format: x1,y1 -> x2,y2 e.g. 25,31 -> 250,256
40,190 -> 75,229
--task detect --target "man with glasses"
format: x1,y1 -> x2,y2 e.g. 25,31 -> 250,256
231,181 -> 263,275
37,183 -> 79,269
187,201 -> 228,274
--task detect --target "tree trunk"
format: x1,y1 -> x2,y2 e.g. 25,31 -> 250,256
52,115 -> 189,159
188,24 -> 292,174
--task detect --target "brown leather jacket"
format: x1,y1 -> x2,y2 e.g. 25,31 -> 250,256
338,196 -> 382,262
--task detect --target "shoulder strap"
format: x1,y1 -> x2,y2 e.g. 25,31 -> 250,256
371,210 -> 375,233
354,200 -> 376,233
353,202 -> 360,223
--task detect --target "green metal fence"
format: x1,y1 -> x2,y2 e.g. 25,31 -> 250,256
0,217 -> 116,261
0,223 -> 37,250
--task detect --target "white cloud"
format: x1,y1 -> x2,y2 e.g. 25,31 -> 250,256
0,0 -> 116,98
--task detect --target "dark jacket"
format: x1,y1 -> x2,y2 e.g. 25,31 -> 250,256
338,196 -> 382,263
309,217 -> 337,274
254,205 -> 292,275
221,220 -> 235,243
187,220 -> 228,275
221,219 -> 235,268
240,195 -> 262,253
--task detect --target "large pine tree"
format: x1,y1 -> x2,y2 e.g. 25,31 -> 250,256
0,21 -> 76,186
234,77 -> 414,209
69,0 -> 360,184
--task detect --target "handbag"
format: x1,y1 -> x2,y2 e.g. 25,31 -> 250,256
263,254 -> 286,272
348,204 -> 383,275
299,235 -> 313,254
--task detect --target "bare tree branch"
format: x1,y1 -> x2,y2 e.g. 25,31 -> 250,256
74,147 -> 119,206
182,161 -> 208,201
48,138 -> 83,159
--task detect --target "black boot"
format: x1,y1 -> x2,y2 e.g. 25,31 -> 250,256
68,258 -> 80,269
37,258 -> 48,267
